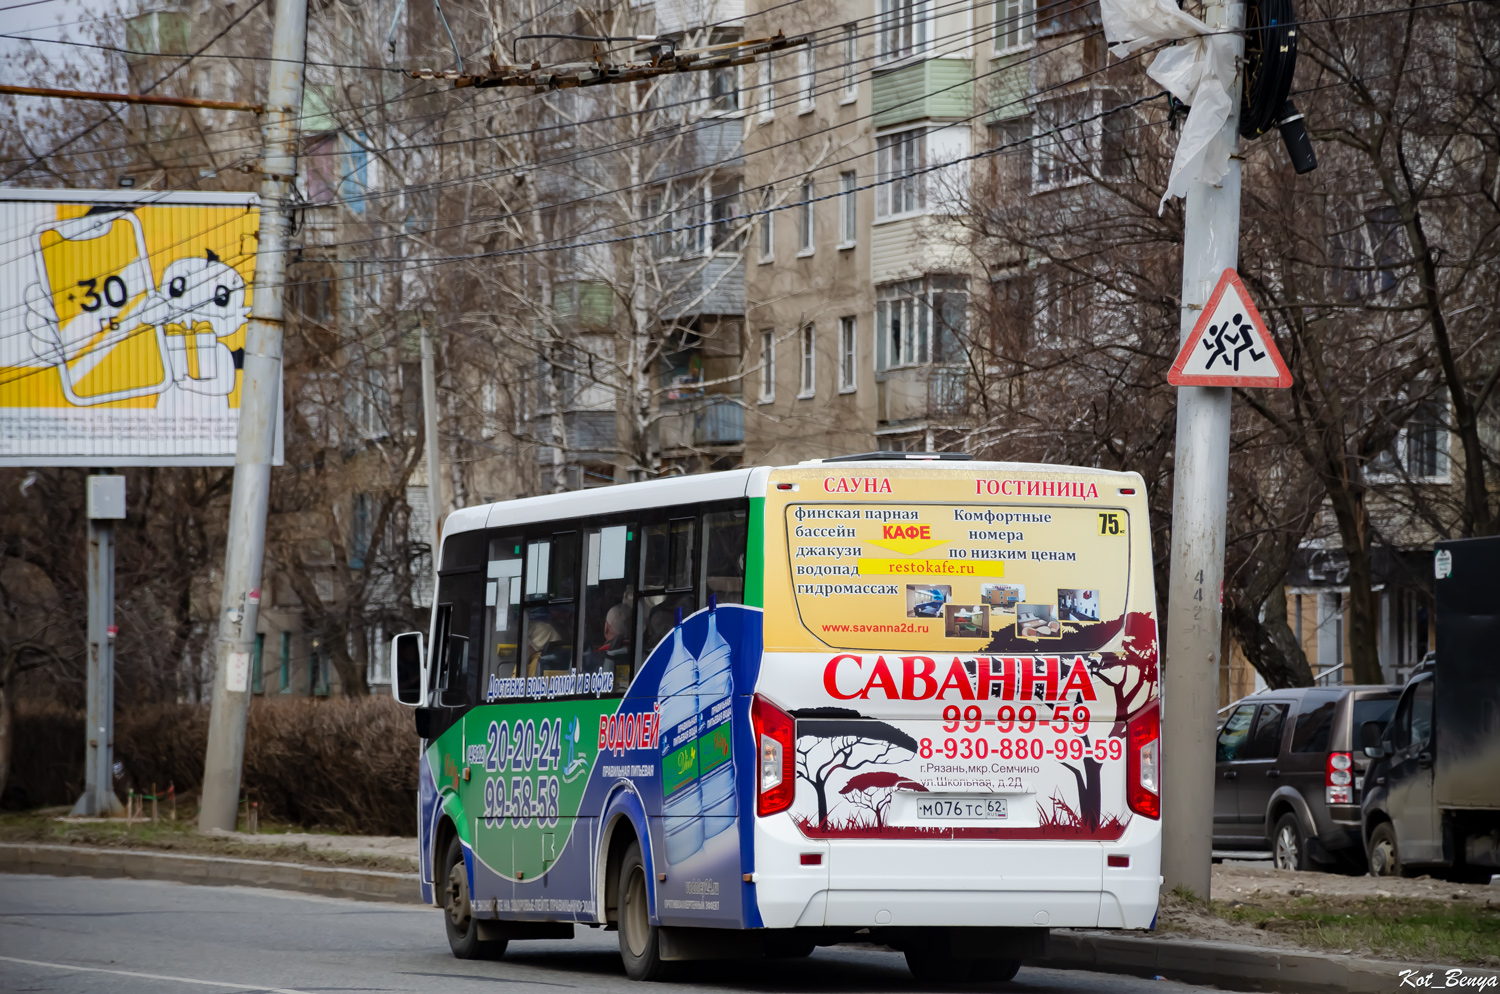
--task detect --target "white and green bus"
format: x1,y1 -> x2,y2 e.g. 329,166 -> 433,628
391,454 -> 1162,981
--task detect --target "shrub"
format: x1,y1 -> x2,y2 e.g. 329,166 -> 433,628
5,696 -> 419,836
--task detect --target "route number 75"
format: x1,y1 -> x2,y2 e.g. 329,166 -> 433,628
1098,512 -> 1123,536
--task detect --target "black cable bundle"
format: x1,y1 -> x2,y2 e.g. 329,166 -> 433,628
1240,0 -> 1318,172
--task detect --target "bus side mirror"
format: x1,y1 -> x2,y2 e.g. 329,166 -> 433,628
1361,720 -> 1385,759
392,632 -> 425,706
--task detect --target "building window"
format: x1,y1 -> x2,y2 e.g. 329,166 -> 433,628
759,54 -> 775,116
759,329 -> 775,401
1371,399 -> 1451,482
994,0 -> 1035,53
838,171 -> 857,246
309,637 -> 329,696
875,130 -> 923,218
1033,93 -> 1092,191
988,117 -> 1033,194
875,277 -> 968,370
798,178 -> 815,255
799,323 -> 816,397
879,0 -> 929,61
709,65 -> 739,112
278,631 -> 291,692
839,316 -> 857,392
1032,92 -> 1130,191
711,181 -> 741,249
842,25 -> 858,101
758,187 -> 774,261
798,44 -> 815,112
876,280 -> 927,370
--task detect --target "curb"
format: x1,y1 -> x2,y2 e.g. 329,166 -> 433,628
0,842 -> 424,905
1036,929 -> 1500,994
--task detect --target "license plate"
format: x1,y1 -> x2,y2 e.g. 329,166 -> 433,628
916,797 -> 1008,820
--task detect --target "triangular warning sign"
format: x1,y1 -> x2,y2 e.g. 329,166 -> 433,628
1168,269 -> 1292,388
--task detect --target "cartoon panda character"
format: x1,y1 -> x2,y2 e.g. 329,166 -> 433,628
136,251 -> 250,403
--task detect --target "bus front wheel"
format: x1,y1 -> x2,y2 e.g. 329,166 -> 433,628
617,841 -> 670,981
442,836 -> 507,960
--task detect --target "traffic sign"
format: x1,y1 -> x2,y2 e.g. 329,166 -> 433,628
1168,269 -> 1291,388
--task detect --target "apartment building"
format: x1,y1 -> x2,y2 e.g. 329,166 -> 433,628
740,0 -> 1111,460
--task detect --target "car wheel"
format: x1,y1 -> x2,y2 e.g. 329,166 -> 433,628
905,947 -> 974,984
971,958 -> 1022,982
1272,812 -> 1309,871
617,841 -> 670,981
1368,821 -> 1404,878
442,835 -> 508,960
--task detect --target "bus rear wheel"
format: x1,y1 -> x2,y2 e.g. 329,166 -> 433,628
617,841 -> 670,981
442,835 -> 507,960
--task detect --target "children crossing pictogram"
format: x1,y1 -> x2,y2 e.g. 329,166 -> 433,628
1168,269 -> 1292,388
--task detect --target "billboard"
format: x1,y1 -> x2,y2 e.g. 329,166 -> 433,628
0,189 -> 282,466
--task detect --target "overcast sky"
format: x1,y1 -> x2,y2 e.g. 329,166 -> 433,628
1,0 -> 129,94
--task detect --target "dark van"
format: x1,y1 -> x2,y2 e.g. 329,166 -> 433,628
1214,685 -> 1400,870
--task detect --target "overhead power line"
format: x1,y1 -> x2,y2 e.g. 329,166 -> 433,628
0,0 -> 270,182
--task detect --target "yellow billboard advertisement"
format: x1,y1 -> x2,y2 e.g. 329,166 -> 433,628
0,189 -> 280,466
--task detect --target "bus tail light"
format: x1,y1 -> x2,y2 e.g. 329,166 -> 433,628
752,694 -> 795,816
1127,702 -> 1160,819
1326,751 -> 1353,804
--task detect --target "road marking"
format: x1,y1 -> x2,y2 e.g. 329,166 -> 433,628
0,955 -> 312,993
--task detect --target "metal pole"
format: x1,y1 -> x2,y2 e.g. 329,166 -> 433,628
198,0 -> 308,833
74,473 -> 124,817
420,317 -> 444,551
1160,0 -> 1245,900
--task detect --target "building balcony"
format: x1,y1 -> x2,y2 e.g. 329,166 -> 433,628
878,364 -> 970,424
696,397 -> 744,444
661,254 -> 745,320
872,58 -> 974,129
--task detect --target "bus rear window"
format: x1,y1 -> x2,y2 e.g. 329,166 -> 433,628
784,502 -> 1130,652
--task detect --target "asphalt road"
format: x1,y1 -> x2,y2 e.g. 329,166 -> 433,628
0,874 -> 1218,994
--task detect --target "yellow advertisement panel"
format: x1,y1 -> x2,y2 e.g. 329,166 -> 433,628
762,466 -> 1152,654
0,189 -> 273,466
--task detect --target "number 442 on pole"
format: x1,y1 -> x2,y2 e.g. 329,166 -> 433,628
1168,269 -> 1292,388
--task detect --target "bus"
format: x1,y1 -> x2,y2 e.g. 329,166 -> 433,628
390,453 -> 1161,982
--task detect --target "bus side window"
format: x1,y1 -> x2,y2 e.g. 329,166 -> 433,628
639,517 -> 697,660
523,532 -> 578,679
439,634 -> 470,708
581,524 -> 637,693
484,536 -> 524,693
429,603 -> 452,698
434,567 -> 485,709
703,508 -> 747,607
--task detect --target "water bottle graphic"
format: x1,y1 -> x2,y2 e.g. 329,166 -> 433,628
695,608 -> 736,839
658,622 -> 703,864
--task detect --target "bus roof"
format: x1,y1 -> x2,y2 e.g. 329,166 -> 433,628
439,460 -> 1144,543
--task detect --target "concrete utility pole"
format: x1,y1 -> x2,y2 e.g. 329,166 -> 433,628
420,317 -> 444,551
1160,0 -> 1246,899
71,474 -> 126,817
199,0 -> 308,832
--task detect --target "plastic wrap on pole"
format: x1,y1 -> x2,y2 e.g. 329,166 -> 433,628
1099,0 -> 1238,212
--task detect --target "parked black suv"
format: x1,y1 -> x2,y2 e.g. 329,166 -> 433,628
1214,685 -> 1400,870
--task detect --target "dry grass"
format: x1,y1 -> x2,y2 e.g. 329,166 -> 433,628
5,697 -> 419,835
1157,886 -> 1500,966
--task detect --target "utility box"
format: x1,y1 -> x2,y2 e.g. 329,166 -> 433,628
1433,535 -> 1500,810
86,475 -> 126,520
